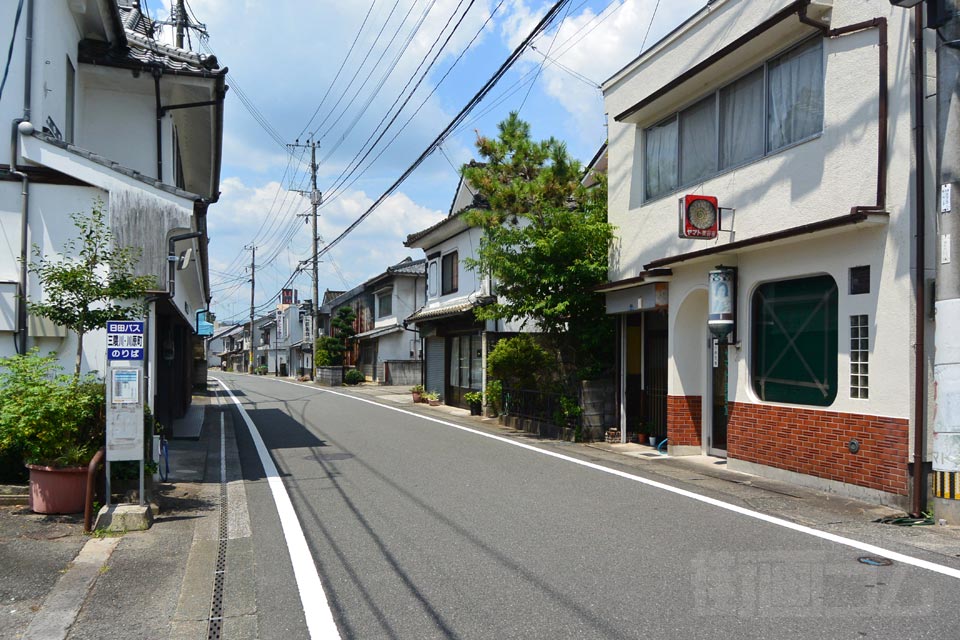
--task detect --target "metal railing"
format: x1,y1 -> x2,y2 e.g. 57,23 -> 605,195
502,387 -> 581,428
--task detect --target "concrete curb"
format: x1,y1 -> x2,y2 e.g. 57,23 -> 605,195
21,536 -> 121,640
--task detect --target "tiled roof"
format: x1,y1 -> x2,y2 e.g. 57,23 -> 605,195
79,4 -> 224,78
387,257 -> 426,276
404,211 -> 469,247
405,296 -> 494,323
117,1 -> 154,36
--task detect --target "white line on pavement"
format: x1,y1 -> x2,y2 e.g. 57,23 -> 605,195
252,374 -> 960,582
212,378 -> 342,640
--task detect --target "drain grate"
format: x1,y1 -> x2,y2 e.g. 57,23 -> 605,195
207,410 -> 228,640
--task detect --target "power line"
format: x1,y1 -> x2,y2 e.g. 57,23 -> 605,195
307,0 -> 572,264
322,0 -> 497,206
298,0 -> 380,140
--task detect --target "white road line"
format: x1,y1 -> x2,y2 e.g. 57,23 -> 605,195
243,374 -> 960,582
211,378 -> 342,640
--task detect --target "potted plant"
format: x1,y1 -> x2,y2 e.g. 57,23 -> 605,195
423,391 -> 441,406
256,364 -> 268,375
410,384 -> 424,403
0,350 -> 105,514
463,391 -> 483,416
17,201 -> 152,514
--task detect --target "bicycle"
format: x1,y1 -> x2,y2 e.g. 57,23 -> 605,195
157,430 -> 170,482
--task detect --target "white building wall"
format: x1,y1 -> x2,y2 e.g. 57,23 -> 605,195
604,0 -> 928,421
424,227 -> 483,307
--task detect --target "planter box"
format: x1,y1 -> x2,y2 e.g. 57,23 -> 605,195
316,366 -> 344,386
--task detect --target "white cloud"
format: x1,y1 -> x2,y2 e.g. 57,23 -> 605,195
502,0 -> 705,141
206,175 -> 444,316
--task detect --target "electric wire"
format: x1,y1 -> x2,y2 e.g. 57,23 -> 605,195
0,0 -> 25,105
297,0 -> 380,140
322,0 -> 493,206
317,0 -> 439,167
303,0 -> 571,266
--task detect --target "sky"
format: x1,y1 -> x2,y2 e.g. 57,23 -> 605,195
148,0 -> 705,325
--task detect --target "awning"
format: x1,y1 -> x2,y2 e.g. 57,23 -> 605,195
405,296 -> 494,323
354,325 -> 404,341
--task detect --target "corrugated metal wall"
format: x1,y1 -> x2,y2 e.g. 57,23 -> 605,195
425,337 -> 445,398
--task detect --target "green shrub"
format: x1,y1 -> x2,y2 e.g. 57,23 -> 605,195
344,369 -> 365,385
487,335 -> 551,390
0,349 -> 105,468
315,336 -> 342,366
463,391 -> 482,406
485,379 -> 503,415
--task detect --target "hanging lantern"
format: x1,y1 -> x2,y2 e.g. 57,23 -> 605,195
708,267 -> 737,338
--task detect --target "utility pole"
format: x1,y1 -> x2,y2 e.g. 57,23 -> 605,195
247,244 -> 256,374
174,0 -> 186,48
933,0 -> 960,523
289,138 -> 322,381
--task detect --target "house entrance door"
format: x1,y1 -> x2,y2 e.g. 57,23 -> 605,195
643,312 -> 668,440
710,338 -> 728,455
446,334 -> 482,407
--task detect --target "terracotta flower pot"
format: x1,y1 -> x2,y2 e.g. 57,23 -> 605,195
412,392 -> 422,403
26,464 -> 87,514
428,399 -> 440,406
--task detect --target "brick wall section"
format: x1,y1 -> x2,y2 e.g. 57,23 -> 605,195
667,395 -> 701,446
727,402 -> 909,495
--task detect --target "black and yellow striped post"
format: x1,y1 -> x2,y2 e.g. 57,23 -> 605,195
934,471 -> 960,501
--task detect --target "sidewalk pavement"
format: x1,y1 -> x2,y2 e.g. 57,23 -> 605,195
2,375 -> 959,640
0,387 -> 256,640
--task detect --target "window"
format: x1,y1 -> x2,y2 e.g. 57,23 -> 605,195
442,251 -> 458,295
751,275 -> 838,406
643,37 -> 823,201
767,38 -> 824,152
65,58 -> 75,143
850,315 -> 869,399
377,290 -> 392,318
644,117 -> 678,200
719,67 -> 764,168
428,260 -> 438,297
680,95 -> 716,185
849,265 -> 870,295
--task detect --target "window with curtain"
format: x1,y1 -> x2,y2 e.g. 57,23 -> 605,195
767,38 -> 823,152
642,37 -> 823,202
751,275 -> 838,406
720,67 -> 764,169
377,290 -> 392,318
680,95 -> 716,185
644,117 -> 678,200
442,251 -> 458,295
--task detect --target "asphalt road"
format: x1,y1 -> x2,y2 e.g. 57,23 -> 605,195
216,372 -> 960,640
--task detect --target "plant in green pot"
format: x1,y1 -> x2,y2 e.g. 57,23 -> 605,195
463,391 -> 483,416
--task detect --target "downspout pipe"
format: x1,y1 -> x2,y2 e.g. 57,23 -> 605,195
911,5 -> 927,518
153,67 -> 163,181
13,0 -> 34,355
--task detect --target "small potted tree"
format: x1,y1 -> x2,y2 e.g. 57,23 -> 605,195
19,200 -> 153,513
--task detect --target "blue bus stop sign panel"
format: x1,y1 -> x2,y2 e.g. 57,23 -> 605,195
107,321 -> 144,361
